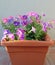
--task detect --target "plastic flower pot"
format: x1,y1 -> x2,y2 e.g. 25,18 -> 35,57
1,35 -> 54,65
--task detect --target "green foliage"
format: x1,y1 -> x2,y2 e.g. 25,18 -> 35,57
0,13 -> 51,41
25,16 -> 46,40
25,23 -> 32,32
0,21 -> 9,29
32,21 -> 42,34
14,34 -> 18,40
35,30 -> 46,41
25,31 -> 36,40
8,24 -> 16,33
0,21 -> 17,33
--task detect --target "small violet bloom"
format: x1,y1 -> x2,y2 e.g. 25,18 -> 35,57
27,11 -> 39,19
22,15 -> 28,19
8,16 -> 14,22
42,26 -> 47,32
14,17 -> 19,21
3,30 -> 10,35
2,18 -> 8,23
42,14 -> 46,17
13,21 -> 20,26
1,33 -> 14,41
21,20 -> 28,26
19,34 -> 25,40
16,28 -> 25,40
8,34 -> 15,40
42,22 -> 48,32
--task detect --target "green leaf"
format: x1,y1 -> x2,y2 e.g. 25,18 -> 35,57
26,24 -> 32,32
25,31 -> 36,40
36,30 -> 46,41
32,22 -> 42,34
30,16 -> 37,22
9,24 -> 16,33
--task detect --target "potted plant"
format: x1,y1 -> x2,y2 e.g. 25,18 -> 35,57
0,12 -> 54,65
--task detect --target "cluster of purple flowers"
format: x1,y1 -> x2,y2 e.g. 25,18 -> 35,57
1,12 -> 54,41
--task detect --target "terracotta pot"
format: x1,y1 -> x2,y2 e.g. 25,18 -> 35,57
1,35 -> 54,65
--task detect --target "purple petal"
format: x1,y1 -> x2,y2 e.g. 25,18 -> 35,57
2,18 -> 8,23
19,34 -> 25,40
8,16 -> 14,22
14,21 -> 20,26
22,15 -> 28,19
8,34 -> 15,40
43,14 -> 46,16
21,20 -> 28,26
3,30 -> 10,35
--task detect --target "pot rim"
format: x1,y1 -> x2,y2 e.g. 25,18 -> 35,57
1,40 -> 54,47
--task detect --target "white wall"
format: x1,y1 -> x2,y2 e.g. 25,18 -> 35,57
0,0 -> 55,40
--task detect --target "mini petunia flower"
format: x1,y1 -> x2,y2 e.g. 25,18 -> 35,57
2,18 -> 8,23
18,15 -> 22,19
19,34 -> 25,40
42,14 -> 46,17
8,33 -> 15,40
48,23 -> 53,28
16,30 -> 22,38
21,20 -> 28,26
22,15 -> 28,19
8,16 -> 14,23
42,22 -> 48,32
3,30 -> 10,35
27,11 -> 39,19
13,21 -> 20,26
16,28 -> 25,40
42,26 -> 47,32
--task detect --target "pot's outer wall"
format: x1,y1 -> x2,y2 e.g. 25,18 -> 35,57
1,40 -> 54,65
7,46 -> 48,65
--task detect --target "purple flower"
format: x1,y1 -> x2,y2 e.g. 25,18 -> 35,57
42,26 -> 47,32
42,22 -> 53,32
3,30 -> 10,35
8,16 -> 14,22
8,33 -> 15,40
27,11 -> 39,19
13,21 -> 20,26
42,14 -> 46,17
14,17 -> 19,21
2,18 -> 8,23
16,28 -> 25,40
2,33 -> 15,40
22,15 -> 28,19
42,22 -> 53,29
19,34 -> 25,40
48,23 -> 53,28
21,20 -> 28,26
42,22 -> 48,32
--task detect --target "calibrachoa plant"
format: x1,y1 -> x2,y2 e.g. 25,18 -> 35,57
0,12 -> 54,41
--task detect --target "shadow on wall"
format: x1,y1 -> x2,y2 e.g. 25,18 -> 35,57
0,46 -> 12,65
0,24 -> 3,41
